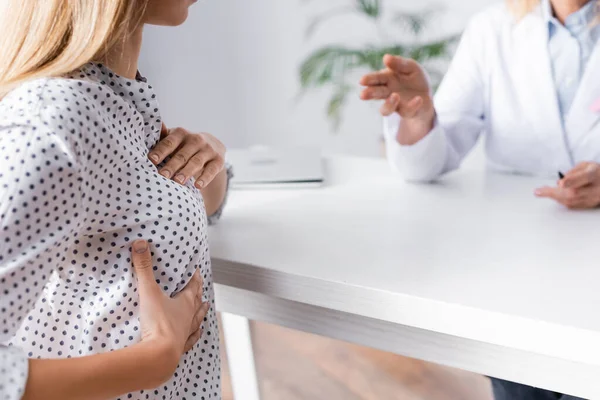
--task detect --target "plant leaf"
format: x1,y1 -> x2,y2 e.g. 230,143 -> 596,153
327,84 -> 352,132
408,36 -> 459,62
298,0 -> 460,133
305,7 -> 355,38
361,45 -> 408,69
299,45 -> 411,89
393,9 -> 437,35
355,0 -> 381,19
299,47 -> 366,88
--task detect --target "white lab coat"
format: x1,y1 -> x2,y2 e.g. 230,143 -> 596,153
384,3 -> 600,181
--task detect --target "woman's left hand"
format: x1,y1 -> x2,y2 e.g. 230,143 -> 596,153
148,125 -> 225,189
535,162 -> 600,209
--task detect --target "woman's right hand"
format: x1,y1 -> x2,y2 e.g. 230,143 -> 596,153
20,241 -> 210,400
360,54 -> 436,146
131,239 -> 209,382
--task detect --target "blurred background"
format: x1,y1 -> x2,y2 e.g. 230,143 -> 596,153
140,0 -> 497,158
140,1 -> 499,398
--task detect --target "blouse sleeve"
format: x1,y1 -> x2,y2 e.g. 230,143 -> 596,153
0,346 -> 28,400
0,118 -> 86,399
206,163 -> 233,226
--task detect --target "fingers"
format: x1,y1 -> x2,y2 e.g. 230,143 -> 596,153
177,151 -> 213,188
192,270 -> 204,299
160,134 -> 207,182
380,93 -> 400,116
160,122 -> 169,139
535,186 -> 560,201
151,131 -> 225,187
561,170 -> 592,190
195,159 -> 224,190
131,240 -> 158,289
192,302 -> 210,329
398,96 -> 423,119
183,301 -> 210,353
177,270 -> 204,302
184,328 -> 203,353
383,54 -> 415,74
378,94 -> 424,118
148,128 -> 186,166
359,69 -> 391,87
360,85 -> 392,101
535,186 -> 593,209
561,163 -> 600,189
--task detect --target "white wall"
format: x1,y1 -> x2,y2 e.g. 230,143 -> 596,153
139,0 -> 500,157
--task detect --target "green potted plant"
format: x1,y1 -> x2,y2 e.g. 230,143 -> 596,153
299,0 -> 459,131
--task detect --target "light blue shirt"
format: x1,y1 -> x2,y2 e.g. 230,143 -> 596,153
542,0 -> 600,120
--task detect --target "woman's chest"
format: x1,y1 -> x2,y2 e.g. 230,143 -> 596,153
60,123 -> 209,295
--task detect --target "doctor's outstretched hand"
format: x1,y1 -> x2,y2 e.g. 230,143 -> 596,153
359,54 -> 435,146
535,162 -> 600,209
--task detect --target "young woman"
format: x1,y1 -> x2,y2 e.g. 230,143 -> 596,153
361,0 -> 597,399
361,0 -> 600,211
0,1 -> 231,399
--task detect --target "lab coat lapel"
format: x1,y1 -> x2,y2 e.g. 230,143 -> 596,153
512,10 -> 568,162
565,42 -> 600,142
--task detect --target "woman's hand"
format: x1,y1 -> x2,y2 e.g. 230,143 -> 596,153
148,125 -> 226,190
22,240 -> 210,400
535,162 -> 600,209
359,54 -> 435,145
131,239 -> 209,379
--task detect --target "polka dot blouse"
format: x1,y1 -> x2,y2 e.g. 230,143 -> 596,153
0,63 -> 228,400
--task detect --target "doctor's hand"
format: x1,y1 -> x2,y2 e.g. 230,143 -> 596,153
535,162 -> 600,209
149,124 -> 226,190
359,54 -> 435,145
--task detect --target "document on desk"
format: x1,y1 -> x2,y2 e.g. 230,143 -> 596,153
226,146 -> 324,189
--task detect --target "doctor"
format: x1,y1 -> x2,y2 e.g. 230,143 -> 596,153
360,0 -> 600,211
361,0 -> 597,399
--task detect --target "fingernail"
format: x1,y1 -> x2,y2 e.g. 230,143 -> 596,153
159,169 -> 171,178
133,240 -> 148,253
534,189 -> 542,196
196,180 -> 205,189
149,153 -> 159,163
174,174 -> 186,184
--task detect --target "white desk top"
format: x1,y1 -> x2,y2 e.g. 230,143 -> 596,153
209,156 -> 600,367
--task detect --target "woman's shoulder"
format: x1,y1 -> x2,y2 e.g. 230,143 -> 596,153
0,76 -> 106,161
0,75 -> 105,126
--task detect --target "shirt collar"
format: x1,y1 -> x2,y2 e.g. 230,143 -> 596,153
542,0 -> 598,38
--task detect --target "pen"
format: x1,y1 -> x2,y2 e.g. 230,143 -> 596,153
558,171 -> 564,180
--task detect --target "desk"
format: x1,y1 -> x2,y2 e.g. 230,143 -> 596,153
209,156 -> 600,399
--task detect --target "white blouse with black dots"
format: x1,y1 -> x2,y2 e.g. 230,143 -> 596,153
0,63 -> 227,400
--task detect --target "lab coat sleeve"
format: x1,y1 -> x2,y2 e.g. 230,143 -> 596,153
384,16 -> 488,182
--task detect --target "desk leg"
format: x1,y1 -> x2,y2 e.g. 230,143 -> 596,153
221,312 -> 261,400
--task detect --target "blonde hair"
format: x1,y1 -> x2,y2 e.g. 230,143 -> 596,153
0,0 -> 148,97
507,0 -> 600,20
